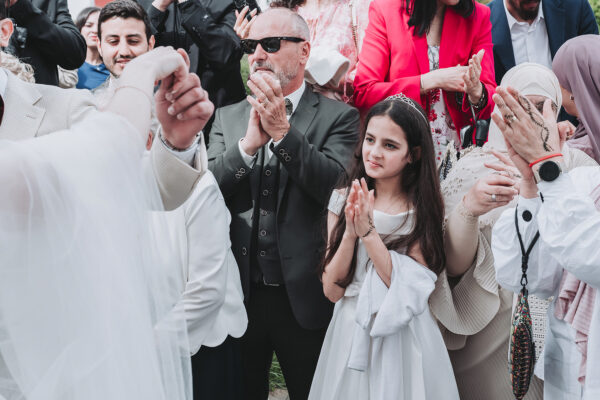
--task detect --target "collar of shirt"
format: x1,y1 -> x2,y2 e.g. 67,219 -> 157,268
504,0 -> 545,31
285,80 -> 305,117
0,68 -> 9,98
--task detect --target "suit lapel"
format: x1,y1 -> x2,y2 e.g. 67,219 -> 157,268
490,1 -> 516,75
411,23 -> 430,75
276,87 -> 319,210
439,7 -> 463,68
0,74 -> 45,141
543,0 -> 564,59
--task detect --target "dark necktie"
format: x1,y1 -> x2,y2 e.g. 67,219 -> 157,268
285,98 -> 293,116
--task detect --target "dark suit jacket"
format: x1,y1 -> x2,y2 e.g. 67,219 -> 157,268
488,0 -> 598,84
8,0 -> 86,86
142,0 -> 246,115
207,87 -> 360,330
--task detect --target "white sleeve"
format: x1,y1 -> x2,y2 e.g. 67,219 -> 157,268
177,176 -> 230,354
537,167 -> 600,289
492,196 -> 562,298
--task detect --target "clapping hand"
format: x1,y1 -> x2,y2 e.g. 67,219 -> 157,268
241,107 -> 270,156
234,6 -> 258,39
464,49 -> 484,105
343,184 -> 359,240
246,72 -> 290,141
353,178 -> 375,238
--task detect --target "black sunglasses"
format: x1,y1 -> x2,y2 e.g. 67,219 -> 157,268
241,37 -> 304,54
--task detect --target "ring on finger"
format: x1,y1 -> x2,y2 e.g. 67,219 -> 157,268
490,193 -> 497,202
504,114 -> 516,123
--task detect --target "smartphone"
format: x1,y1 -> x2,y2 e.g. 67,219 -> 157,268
234,0 -> 261,21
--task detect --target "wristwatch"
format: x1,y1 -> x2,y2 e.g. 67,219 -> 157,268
533,159 -> 564,183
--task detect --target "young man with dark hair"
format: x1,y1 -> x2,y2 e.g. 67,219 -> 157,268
97,0 -> 155,78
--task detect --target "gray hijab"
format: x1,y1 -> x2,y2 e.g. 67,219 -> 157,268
553,35 -> 600,162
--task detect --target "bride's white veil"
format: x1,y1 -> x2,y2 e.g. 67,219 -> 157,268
0,112 -> 191,400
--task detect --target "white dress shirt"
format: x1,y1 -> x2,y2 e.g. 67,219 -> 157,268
238,81 -> 306,166
504,0 -> 552,68
492,167 -> 600,400
0,68 -> 8,98
157,170 -> 248,354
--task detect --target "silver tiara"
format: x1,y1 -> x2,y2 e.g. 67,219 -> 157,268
385,93 -> 429,125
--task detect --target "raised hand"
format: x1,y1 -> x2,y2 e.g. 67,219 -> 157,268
492,87 -> 561,163
246,72 -> 290,141
155,50 -> 214,150
353,178 -> 375,238
234,6 -> 258,39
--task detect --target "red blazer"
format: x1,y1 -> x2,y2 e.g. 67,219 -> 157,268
354,0 -> 496,136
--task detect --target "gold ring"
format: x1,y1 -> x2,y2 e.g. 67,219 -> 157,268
504,114 -> 516,123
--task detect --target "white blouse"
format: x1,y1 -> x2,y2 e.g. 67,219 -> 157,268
492,167 -> 600,400
158,171 -> 248,354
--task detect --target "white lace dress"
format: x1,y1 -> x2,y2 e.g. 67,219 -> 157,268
308,191 -> 459,400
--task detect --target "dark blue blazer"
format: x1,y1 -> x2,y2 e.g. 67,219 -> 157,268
488,0 -> 598,84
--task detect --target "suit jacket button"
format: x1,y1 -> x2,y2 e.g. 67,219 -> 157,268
262,189 -> 269,196
241,247 -> 247,255
260,210 -> 268,216
265,169 -> 271,176
285,156 -> 291,162
260,229 -> 267,236
279,148 -> 286,155
259,250 -> 266,257
240,167 -> 246,173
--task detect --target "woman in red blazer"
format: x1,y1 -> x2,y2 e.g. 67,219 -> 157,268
354,0 -> 496,163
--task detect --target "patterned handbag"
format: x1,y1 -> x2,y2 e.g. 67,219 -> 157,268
509,207 -> 540,400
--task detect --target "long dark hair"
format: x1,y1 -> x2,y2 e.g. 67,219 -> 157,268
320,97 -> 446,287
405,0 -> 475,36
75,6 -> 101,32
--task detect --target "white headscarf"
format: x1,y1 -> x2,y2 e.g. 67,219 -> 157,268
486,62 -> 563,150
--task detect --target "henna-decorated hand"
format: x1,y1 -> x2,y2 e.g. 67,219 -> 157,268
491,87 -> 560,163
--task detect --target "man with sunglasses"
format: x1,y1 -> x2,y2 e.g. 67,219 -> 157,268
207,7 -> 359,399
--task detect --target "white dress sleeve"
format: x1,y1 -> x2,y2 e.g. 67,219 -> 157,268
328,188 -> 347,216
492,196 -> 563,298
536,167 -> 600,289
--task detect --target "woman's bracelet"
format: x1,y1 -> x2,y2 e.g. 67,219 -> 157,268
469,81 -> 487,110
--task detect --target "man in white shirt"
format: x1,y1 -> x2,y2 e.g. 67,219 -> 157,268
488,0 -> 598,85
491,86 -> 600,399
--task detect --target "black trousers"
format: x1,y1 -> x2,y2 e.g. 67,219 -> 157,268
242,285 -> 327,400
191,335 -> 243,400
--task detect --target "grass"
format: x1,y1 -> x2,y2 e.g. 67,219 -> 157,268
241,55 -> 251,95
269,354 -> 287,391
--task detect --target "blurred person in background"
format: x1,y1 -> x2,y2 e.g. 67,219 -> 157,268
5,0 -> 86,85
75,6 -> 109,90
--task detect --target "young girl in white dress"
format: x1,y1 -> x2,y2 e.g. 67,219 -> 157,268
308,95 -> 459,400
